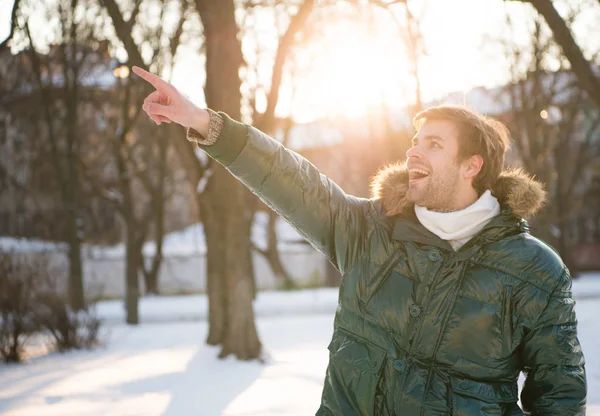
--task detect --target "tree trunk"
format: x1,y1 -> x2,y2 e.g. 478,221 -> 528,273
196,0 -> 261,359
218,180 -> 261,360
143,271 -> 158,295
141,137 -> 167,296
554,143 -> 577,276
199,191 -> 227,345
267,250 -> 295,289
66,215 -> 85,310
125,226 -> 140,324
120,150 -> 141,324
243,194 -> 258,297
25,18 -> 86,311
117,100 -> 139,324
265,211 -> 295,289
65,34 -> 85,311
101,0 -> 308,360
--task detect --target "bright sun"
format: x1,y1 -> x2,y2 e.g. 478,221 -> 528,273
286,20 -> 413,123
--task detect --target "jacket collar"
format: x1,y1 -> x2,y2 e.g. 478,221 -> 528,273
391,209 -> 526,253
371,162 -> 545,251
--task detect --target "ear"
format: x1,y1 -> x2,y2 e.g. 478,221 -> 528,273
463,154 -> 483,180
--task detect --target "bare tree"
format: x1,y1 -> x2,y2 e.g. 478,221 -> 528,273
249,118 -> 297,290
512,0 -> 600,107
136,125 -> 170,295
369,0 -> 425,117
97,0 -> 188,323
20,0 -> 111,310
497,14 -> 600,272
244,0 -> 419,288
238,3 -> 317,290
193,0 -> 259,360
102,0 -> 315,359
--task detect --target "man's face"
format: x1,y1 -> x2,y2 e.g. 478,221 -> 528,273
405,119 -> 466,211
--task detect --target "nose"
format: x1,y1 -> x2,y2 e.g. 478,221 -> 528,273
406,144 -> 423,160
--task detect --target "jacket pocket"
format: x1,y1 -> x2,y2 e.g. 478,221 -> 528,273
450,376 -> 522,416
362,248 -> 405,307
320,331 -> 386,416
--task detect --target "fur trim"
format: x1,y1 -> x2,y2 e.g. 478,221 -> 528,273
369,163 -> 547,219
491,168 -> 547,218
370,163 -> 411,217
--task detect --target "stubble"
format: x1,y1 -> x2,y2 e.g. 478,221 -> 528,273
407,164 -> 461,211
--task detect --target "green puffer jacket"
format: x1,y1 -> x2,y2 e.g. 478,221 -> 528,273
198,113 -> 587,415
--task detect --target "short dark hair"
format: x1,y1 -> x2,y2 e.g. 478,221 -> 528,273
413,105 -> 511,194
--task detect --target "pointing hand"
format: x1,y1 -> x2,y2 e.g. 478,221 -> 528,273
132,66 -> 209,137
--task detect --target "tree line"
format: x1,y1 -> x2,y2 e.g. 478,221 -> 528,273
0,0 -> 598,361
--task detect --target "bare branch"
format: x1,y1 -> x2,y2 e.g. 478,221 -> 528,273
0,0 -> 22,53
258,0 -> 315,132
100,0 -> 145,67
365,0 -> 407,8
170,0 -> 188,58
515,0 -> 600,107
149,3 -> 168,68
573,109 -> 600,179
127,0 -> 143,31
138,261 -> 150,283
24,21 -> 66,188
136,200 -> 156,240
250,242 -> 267,257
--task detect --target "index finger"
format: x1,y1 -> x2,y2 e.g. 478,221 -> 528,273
132,66 -> 171,92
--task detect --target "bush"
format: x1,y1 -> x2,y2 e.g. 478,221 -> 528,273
0,248 -> 102,363
36,290 -> 101,352
0,251 -> 40,363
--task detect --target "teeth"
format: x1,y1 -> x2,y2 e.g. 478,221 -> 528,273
409,168 -> 430,175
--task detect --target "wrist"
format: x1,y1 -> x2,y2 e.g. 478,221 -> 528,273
189,107 -> 210,138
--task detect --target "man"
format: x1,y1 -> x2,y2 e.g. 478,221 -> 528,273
132,66 -> 587,415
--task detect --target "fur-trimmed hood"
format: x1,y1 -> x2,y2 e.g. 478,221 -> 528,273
370,162 -> 547,219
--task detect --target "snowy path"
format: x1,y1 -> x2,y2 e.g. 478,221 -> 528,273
0,277 -> 599,415
0,316 -> 334,416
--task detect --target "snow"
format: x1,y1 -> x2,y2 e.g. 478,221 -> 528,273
196,168 -> 213,194
0,213 -> 325,298
0,212 -> 310,258
571,272 -> 600,299
0,237 -> 67,254
0,316 -> 334,416
0,274 -> 599,415
96,288 -> 338,325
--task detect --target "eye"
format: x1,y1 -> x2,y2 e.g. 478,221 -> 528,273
432,142 -> 442,149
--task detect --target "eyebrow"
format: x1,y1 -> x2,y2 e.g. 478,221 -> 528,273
411,135 -> 445,145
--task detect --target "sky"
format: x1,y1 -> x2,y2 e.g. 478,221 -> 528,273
176,0 -> 525,122
1,0 -> 598,124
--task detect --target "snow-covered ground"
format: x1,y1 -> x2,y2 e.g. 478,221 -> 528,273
0,273 -> 599,416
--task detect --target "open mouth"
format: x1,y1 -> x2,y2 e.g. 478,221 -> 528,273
408,168 -> 430,182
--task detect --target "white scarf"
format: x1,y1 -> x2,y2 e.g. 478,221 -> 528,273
414,190 -> 501,251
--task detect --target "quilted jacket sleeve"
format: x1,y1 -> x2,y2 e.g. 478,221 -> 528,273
520,269 -> 587,415
193,112 -> 374,274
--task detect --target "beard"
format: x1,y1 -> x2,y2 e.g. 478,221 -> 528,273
407,164 -> 461,211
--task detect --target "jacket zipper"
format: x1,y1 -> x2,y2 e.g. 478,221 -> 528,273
502,286 -> 513,351
418,261 -> 470,416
